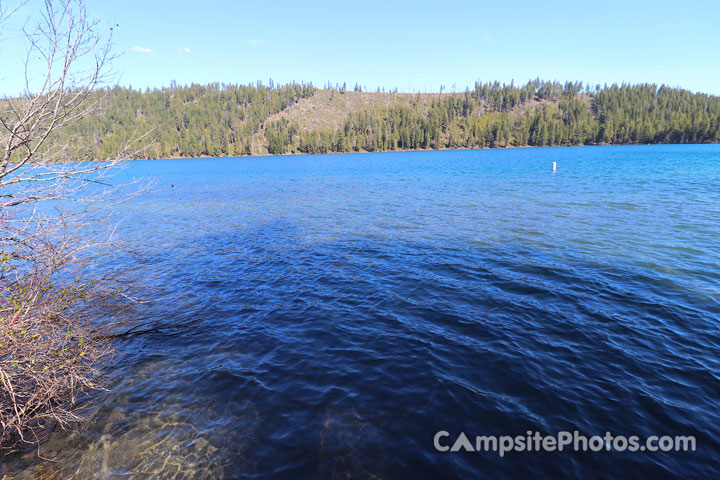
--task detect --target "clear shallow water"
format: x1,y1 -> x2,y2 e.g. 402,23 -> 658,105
3,145 -> 720,478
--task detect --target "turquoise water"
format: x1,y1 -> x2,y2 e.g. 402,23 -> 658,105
3,145 -> 720,478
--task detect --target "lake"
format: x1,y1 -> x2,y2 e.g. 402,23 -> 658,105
3,145 -> 720,478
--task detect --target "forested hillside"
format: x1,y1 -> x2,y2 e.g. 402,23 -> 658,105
35,80 -> 720,159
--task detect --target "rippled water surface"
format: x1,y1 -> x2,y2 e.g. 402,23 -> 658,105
3,145 -> 720,478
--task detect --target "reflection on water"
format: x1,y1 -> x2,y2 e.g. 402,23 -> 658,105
3,145 -> 720,478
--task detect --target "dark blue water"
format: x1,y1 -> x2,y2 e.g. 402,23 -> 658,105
4,145 -> 720,478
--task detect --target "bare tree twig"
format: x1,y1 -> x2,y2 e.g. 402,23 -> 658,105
1,0 -> 149,455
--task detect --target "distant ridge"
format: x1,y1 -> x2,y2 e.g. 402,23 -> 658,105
21,80 -> 720,161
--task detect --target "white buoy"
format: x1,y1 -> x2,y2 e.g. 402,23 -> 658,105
552,162 -> 557,172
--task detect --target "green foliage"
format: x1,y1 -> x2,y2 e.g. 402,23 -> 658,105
319,81 -> 720,153
43,80 -> 720,159
50,81 -> 316,159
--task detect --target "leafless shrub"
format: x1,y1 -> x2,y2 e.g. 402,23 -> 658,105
0,210 -> 111,454
0,0 -> 149,454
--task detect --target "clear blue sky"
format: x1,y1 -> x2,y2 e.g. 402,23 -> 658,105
3,0 -> 720,95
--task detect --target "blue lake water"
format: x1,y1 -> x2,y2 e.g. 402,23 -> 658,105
3,145 -> 720,478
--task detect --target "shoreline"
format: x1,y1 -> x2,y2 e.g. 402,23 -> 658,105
131,141 -> 720,162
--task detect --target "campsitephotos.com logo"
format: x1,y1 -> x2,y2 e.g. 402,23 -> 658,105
434,431 -> 696,457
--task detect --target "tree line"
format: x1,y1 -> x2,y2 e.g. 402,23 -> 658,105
47,81 -> 316,159
271,80 -> 720,154
36,80 -> 720,159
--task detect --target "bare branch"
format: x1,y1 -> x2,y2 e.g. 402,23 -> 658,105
0,0 -> 149,454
